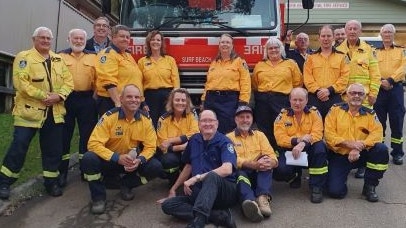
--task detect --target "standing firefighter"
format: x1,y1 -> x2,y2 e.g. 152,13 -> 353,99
375,24 -> 406,165
0,27 -> 73,199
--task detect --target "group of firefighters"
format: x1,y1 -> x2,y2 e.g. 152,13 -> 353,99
0,15 -> 404,227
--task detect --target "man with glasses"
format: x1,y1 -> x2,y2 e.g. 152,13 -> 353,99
160,110 -> 237,228
86,16 -> 111,53
0,27 -> 73,199
325,83 -> 389,202
374,24 -> 406,165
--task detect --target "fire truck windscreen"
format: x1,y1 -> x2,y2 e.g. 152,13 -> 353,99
120,0 -> 277,30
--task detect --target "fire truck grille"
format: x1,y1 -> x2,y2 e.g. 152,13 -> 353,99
180,74 -> 206,88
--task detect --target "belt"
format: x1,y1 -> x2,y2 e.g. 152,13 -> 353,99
71,90 -> 93,97
256,91 -> 287,96
207,90 -> 239,96
145,87 -> 173,91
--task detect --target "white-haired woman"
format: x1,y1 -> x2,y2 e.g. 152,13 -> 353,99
252,37 -> 302,157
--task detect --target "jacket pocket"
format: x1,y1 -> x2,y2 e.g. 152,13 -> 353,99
18,104 -> 46,121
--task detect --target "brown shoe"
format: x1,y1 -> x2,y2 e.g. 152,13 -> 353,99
256,195 -> 272,217
242,200 -> 263,222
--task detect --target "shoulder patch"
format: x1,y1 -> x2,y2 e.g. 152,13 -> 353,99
140,109 -> 150,119
157,120 -> 162,130
372,50 -> 377,59
97,117 -> 104,126
105,107 -> 120,116
403,49 -> 406,57
227,143 -> 235,154
374,114 -> 380,123
275,113 -> 283,122
100,55 -> 107,63
160,112 -> 171,120
242,61 -> 248,70
19,60 -> 27,68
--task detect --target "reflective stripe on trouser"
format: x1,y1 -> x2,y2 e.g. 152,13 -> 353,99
81,151 -> 163,201
307,141 -> 328,188
327,143 -> 389,198
237,169 -> 272,202
0,113 -> 63,187
374,83 -> 405,157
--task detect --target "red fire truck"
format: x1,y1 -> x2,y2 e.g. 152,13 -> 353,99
120,0 -> 312,104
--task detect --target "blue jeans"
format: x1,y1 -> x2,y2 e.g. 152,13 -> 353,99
161,172 -> 237,221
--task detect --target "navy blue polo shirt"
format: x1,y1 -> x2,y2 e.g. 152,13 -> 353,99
182,132 -> 237,182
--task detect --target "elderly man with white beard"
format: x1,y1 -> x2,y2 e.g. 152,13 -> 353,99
58,29 -> 98,187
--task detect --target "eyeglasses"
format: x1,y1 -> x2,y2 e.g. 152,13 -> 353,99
36,36 -> 52,40
348,91 -> 365,96
199,119 -> 217,123
95,24 -> 109,28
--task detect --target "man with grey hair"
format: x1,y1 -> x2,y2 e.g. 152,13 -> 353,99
0,27 -> 73,199
284,31 -> 313,73
374,23 -> 406,165
325,83 -> 389,202
58,29 -> 98,186
336,19 -> 381,178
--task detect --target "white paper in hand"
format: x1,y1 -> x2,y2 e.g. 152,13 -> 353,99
285,151 -> 308,167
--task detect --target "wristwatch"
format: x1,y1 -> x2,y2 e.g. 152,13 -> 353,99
195,174 -> 202,182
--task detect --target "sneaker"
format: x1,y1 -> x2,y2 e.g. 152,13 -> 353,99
256,195 -> 272,217
355,167 -> 365,178
242,200 -> 263,222
0,185 -> 10,200
46,184 -> 63,197
310,187 -> 323,203
209,209 -> 236,228
91,200 -> 106,214
120,185 -> 134,201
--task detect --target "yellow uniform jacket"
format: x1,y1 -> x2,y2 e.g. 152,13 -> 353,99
227,129 -> 278,169
138,55 -> 180,90
325,103 -> 383,155
59,49 -> 96,91
304,48 -> 350,94
156,111 -> 199,151
252,58 -> 303,95
88,108 -> 157,163
376,45 -> 406,83
274,106 -> 323,148
202,57 -> 251,103
12,48 -> 73,128
95,45 -> 143,97
336,39 -> 381,99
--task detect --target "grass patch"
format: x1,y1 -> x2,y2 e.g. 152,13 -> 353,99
0,113 -> 79,186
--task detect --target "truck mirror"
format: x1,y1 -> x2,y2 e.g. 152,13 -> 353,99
302,0 -> 314,9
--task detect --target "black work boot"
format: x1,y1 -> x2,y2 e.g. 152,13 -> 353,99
310,187 -> 323,203
120,185 -> 135,201
58,171 -> 68,188
46,183 -> 63,197
362,184 -> 379,202
0,185 -> 10,200
209,209 -> 236,228
355,167 -> 365,178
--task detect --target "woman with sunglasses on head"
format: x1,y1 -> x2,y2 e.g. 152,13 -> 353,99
156,88 -> 199,187
138,30 -> 180,128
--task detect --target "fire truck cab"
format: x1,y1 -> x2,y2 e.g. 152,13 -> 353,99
120,0 -> 304,104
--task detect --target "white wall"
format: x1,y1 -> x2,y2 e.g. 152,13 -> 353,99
0,0 -> 94,55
